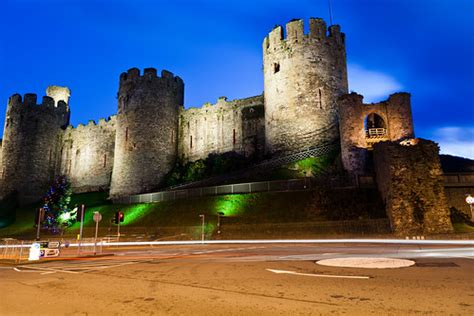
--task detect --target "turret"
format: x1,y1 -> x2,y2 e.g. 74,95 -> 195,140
263,18 -> 348,155
46,85 -> 71,107
109,68 -> 184,198
0,89 -> 70,204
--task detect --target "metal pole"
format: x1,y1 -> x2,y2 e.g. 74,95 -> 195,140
199,215 -> 205,243
78,204 -> 85,255
94,218 -> 99,255
117,220 -> 121,241
217,214 -> 221,234
18,241 -> 23,263
36,208 -> 42,241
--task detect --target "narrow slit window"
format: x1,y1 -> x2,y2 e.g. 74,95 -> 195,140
274,63 -> 280,73
125,127 -> 129,141
103,154 -> 107,168
233,129 -> 236,145
190,135 -> 193,150
318,88 -> 323,109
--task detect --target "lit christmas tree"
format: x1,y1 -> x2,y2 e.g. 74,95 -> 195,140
41,176 -> 74,234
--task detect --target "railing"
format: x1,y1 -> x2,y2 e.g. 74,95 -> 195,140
115,178 -> 314,205
443,173 -> 474,187
168,142 -> 338,190
0,239 -> 31,262
356,173 -> 474,188
366,128 -> 387,139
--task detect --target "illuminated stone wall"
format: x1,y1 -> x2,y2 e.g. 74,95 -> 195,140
60,117 -> 116,192
0,93 -> 69,204
179,95 -> 265,162
109,68 -> 184,198
263,18 -> 348,155
373,139 -> 453,236
338,92 -> 414,175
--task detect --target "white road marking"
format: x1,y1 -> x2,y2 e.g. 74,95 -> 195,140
13,259 -> 152,275
266,268 -> 370,279
316,257 -> 415,269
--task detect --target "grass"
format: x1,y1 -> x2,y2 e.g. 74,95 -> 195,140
453,222 -> 474,233
0,190 -> 320,238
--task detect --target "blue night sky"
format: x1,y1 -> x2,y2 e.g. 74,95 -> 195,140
1,0 -> 473,158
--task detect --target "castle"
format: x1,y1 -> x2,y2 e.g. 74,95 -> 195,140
0,18 -> 452,235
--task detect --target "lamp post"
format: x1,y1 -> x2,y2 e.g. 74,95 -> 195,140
466,194 -> 474,222
199,214 -> 205,243
217,212 -> 225,234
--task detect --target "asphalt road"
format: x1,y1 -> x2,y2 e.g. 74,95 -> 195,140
1,242 -> 473,315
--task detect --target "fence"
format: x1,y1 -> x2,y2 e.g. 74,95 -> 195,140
443,173 -> 474,187
0,239 -> 32,262
115,178 -> 314,204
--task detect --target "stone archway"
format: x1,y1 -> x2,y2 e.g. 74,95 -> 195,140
364,113 -> 388,148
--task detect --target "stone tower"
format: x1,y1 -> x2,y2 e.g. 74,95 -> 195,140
263,18 -> 348,155
109,68 -> 184,198
0,89 -> 70,204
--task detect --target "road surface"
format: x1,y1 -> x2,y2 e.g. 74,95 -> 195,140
1,242 -> 473,315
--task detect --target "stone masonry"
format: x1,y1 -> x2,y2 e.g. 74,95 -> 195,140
179,95 -> 265,162
0,13 -> 463,239
263,18 -> 348,155
373,139 -> 453,236
339,92 -> 414,175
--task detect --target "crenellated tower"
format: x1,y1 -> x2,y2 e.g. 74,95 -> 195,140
0,89 -> 70,204
109,68 -> 184,198
263,18 -> 348,155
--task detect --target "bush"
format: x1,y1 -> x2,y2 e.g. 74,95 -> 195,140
450,207 -> 473,225
0,191 -> 18,228
164,152 -> 252,187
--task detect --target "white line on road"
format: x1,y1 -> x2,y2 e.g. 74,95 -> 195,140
266,268 -> 370,279
1,239 -> 473,249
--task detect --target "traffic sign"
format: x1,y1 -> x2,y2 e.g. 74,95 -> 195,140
93,212 -> 102,223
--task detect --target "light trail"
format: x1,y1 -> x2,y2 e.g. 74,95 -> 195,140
1,238 -> 473,249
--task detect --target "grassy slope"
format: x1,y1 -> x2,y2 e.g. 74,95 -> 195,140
0,191 -> 321,237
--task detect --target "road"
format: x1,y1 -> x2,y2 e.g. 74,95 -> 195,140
1,242 -> 473,315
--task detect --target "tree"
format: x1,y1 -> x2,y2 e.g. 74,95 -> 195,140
41,176 -> 73,234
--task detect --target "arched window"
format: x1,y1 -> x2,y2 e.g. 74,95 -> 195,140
364,113 -> 387,139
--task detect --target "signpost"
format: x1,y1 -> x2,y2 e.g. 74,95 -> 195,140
93,211 -> 102,255
466,194 -> 474,221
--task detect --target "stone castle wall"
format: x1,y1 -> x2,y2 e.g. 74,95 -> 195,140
0,93 -> 69,204
60,117 -> 116,193
263,18 -> 348,155
339,92 -> 414,175
109,68 -> 184,198
373,139 -> 453,236
179,95 -> 265,162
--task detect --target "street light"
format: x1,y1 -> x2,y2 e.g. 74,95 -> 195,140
217,212 -> 225,234
466,194 -> 474,222
199,214 -> 205,243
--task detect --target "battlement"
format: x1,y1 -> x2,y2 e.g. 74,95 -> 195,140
8,93 -> 69,113
339,92 -> 411,108
66,115 -> 116,131
119,67 -> 184,86
263,18 -> 344,52
184,95 -> 264,113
